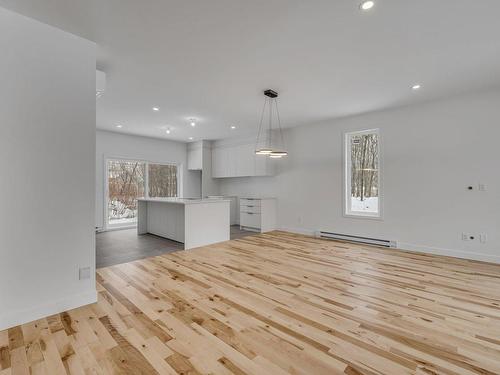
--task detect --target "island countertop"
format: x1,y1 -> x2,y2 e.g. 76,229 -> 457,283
137,197 -> 231,205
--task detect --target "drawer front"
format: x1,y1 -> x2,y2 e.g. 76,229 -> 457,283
240,198 -> 261,207
240,204 -> 261,214
240,212 -> 261,228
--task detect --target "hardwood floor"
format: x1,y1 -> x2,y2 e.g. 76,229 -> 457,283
2,231 -> 500,374
96,229 -> 183,268
96,226 -> 254,268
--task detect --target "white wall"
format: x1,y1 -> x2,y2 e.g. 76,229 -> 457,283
220,89 -> 500,263
0,8 -> 96,330
95,130 -> 201,229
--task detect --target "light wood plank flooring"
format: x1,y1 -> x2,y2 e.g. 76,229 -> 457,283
2,231 -> 500,374
96,226 -> 254,268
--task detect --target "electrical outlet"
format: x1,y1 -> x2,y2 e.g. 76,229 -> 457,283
79,267 -> 91,280
462,233 -> 475,241
479,234 -> 487,244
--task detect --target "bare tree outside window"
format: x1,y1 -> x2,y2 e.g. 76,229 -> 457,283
107,160 -> 178,227
345,130 -> 380,217
148,164 -> 178,198
108,160 -> 145,225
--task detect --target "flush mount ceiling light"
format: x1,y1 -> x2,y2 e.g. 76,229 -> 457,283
231,125 -> 236,130
189,137 -> 193,140
116,124 -> 123,128
152,107 -> 160,111
412,84 -> 421,90
255,89 -> 288,158
190,119 -> 196,127
360,1 -> 375,11
166,128 -> 171,134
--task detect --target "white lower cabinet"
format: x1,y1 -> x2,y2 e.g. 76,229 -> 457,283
240,212 -> 261,228
240,197 -> 276,233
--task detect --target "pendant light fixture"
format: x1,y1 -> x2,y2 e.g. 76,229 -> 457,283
255,89 -> 288,158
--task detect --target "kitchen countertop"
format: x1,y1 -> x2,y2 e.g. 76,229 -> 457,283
239,196 -> 277,200
137,197 -> 231,205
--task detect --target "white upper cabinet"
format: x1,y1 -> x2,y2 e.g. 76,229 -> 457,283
255,150 -> 270,176
211,147 -> 227,177
187,142 -> 203,170
212,141 -> 275,178
236,143 -> 254,177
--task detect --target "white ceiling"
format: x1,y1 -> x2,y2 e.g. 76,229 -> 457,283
2,0 -> 500,142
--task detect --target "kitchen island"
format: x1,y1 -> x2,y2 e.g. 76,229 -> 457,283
137,198 -> 230,250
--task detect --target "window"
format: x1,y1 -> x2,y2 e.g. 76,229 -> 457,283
344,129 -> 381,218
107,160 -> 145,227
106,159 -> 179,228
148,163 -> 178,198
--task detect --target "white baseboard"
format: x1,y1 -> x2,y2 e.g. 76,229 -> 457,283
101,225 -> 137,233
397,242 -> 500,264
280,227 -> 500,264
279,226 -> 317,236
0,289 -> 97,331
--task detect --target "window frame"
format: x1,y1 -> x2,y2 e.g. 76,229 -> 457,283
103,155 -> 182,230
343,128 -> 383,220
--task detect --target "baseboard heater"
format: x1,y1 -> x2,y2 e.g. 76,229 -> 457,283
316,231 -> 397,248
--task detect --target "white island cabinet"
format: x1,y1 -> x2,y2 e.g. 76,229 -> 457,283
137,198 -> 230,250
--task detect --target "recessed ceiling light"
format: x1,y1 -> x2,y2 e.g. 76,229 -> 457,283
152,107 -> 160,111
116,124 -> 123,128
231,126 -> 236,129
412,84 -> 421,90
360,1 -> 375,11
189,137 -> 193,140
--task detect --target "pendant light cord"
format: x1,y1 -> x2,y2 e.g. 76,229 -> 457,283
268,97 -> 273,149
255,97 -> 267,151
275,99 -> 285,151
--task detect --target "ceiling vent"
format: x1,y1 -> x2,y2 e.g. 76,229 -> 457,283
96,70 -> 106,99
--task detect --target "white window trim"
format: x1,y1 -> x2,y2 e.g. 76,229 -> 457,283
103,155 -> 182,230
343,128 -> 383,220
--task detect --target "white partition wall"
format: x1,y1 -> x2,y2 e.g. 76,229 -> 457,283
0,8 -> 96,330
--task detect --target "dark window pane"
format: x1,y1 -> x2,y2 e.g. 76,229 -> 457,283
148,164 -> 178,198
349,133 -> 379,214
